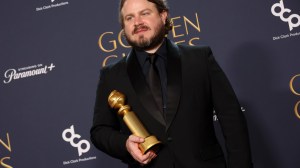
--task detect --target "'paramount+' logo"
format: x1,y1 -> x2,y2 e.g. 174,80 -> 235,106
62,125 -> 90,156
271,0 -> 300,31
3,63 -> 55,84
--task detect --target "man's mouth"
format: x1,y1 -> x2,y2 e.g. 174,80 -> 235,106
133,25 -> 150,35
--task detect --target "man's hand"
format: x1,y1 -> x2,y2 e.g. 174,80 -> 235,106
126,135 -> 157,165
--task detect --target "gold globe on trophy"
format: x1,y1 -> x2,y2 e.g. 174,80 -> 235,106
108,90 -> 161,154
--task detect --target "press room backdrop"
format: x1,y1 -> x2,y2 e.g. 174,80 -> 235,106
1,0 -> 299,167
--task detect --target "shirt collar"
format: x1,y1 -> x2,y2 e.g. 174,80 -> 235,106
135,38 -> 167,67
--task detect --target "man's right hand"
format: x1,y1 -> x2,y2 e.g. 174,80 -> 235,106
126,135 -> 157,165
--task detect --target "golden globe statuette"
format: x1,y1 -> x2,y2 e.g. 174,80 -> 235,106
108,90 -> 161,154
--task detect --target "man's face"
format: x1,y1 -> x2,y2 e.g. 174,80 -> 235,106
121,0 -> 167,50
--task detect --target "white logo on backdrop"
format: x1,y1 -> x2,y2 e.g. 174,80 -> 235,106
36,0 -> 69,12
271,0 -> 300,31
62,125 -> 91,157
3,63 -> 55,84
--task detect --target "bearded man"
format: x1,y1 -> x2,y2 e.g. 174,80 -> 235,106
90,0 -> 253,167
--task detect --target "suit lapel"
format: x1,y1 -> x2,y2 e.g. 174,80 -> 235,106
126,39 -> 182,131
165,40 -> 182,130
126,51 -> 166,126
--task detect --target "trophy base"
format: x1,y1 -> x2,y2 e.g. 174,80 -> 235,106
139,135 -> 162,154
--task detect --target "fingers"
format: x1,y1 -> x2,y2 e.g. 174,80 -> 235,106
126,135 -> 157,165
140,150 -> 157,165
128,134 -> 145,143
147,150 -> 157,163
126,135 -> 146,163
147,150 -> 157,160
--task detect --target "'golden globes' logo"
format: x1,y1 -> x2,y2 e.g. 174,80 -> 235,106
0,133 -> 13,168
98,12 -> 202,67
289,74 -> 300,119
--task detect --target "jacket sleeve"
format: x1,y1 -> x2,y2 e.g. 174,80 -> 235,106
90,66 -> 132,163
206,47 -> 253,168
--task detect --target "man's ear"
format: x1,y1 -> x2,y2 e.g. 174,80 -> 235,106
160,10 -> 168,24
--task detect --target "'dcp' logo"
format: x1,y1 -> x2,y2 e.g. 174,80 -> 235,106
271,0 -> 300,31
62,125 -> 91,156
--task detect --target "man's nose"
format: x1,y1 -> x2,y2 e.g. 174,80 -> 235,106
134,16 -> 143,26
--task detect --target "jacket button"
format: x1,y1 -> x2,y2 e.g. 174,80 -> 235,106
167,137 -> 173,142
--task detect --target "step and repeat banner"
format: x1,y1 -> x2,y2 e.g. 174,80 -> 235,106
1,0 -> 299,167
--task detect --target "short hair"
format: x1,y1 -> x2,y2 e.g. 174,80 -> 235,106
119,0 -> 173,34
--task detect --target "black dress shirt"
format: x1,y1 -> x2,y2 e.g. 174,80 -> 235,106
135,39 -> 168,113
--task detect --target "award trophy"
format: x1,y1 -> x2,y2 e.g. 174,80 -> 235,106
108,90 -> 161,154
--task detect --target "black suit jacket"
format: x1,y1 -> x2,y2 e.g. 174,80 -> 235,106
90,39 -> 253,168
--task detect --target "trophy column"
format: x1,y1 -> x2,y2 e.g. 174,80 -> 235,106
108,90 -> 161,154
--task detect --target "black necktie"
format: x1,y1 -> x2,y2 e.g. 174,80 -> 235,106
148,54 -> 163,113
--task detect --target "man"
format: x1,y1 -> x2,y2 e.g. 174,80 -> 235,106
90,0 -> 253,167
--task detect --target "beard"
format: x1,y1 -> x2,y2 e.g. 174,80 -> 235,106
124,22 -> 166,51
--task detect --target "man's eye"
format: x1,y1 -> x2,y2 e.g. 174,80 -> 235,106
126,16 -> 133,21
142,12 -> 150,16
